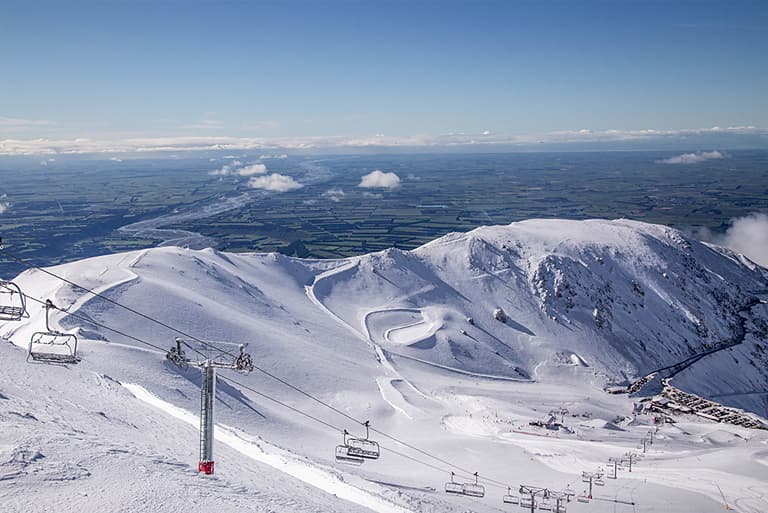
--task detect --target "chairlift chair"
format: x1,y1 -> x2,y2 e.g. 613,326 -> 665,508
166,338 -> 190,370
539,498 -> 553,511
444,472 -> 485,498
463,472 -> 485,498
555,503 -> 567,513
576,496 -> 590,503
503,487 -> 520,504
27,300 -> 79,364
594,478 -> 605,487
445,472 -> 464,494
0,280 -> 27,321
345,421 -> 380,460
335,443 -> 364,465
234,344 -> 254,372
520,496 -> 534,508
336,422 -> 380,465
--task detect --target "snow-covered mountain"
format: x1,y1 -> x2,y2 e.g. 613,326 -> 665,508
2,218 -> 767,513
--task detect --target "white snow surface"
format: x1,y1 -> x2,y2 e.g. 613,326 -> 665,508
2,218 -> 768,513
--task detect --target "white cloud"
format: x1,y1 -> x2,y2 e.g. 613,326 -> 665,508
359,170 -> 401,190
209,162 -> 267,176
247,173 -> 303,192
322,187 -> 346,202
656,150 -> 725,165
0,116 -> 56,127
181,119 -> 224,130
209,164 -> 235,176
259,154 -> 288,159
693,213 -> 768,268
362,191 -> 383,199
721,213 -> 768,268
0,194 -> 10,214
0,126 -> 765,155
237,163 -> 267,176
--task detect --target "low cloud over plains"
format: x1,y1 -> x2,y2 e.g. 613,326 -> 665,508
247,173 -> 302,192
1,126 -> 764,156
0,194 -> 10,214
209,162 -> 267,176
322,187 -> 346,202
359,170 -> 401,190
657,150 -> 725,165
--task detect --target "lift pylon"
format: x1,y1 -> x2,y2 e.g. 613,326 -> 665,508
166,338 -> 253,475
518,485 -> 548,513
580,471 -> 603,500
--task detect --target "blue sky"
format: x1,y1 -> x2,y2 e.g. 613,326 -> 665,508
1,0 -> 767,152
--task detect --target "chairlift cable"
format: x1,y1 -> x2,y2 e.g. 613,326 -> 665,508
0,247 -> 214,358
219,373 -> 481,481
14,293 -> 471,483
19,292 -> 168,354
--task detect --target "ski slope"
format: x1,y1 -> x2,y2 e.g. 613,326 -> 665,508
2,218 -> 767,513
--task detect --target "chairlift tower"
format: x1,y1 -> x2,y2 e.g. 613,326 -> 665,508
518,485 -> 548,513
607,457 -> 622,479
623,452 -> 636,472
547,488 -> 575,513
167,338 -> 253,475
580,471 -> 604,500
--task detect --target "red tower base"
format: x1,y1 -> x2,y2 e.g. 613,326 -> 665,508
198,460 -> 215,475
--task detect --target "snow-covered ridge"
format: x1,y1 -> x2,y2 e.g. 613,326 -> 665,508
4,218 -> 767,413
3,218 -> 768,513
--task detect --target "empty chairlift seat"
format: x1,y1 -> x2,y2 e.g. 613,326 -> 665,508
335,444 -> 364,465
444,472 -> 485,498
520,496 -> 534,508
346,437 -> 380,459
445,481 -> 464,494
445,472 -> 464,494
0,280 -> 27,321
503,488 -> 520,504
335,422 -> 380,465
465,472 -> 485,498
539,498 -> 553,511
463,482 -> 485,498
27,300 -> 79,364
